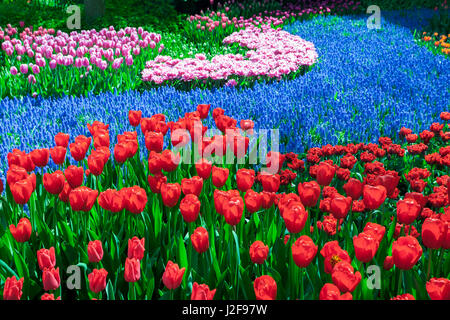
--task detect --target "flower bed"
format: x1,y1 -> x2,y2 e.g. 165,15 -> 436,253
1,10 -> 448,177
1,104 -> 449,300
141,24 -> 318,85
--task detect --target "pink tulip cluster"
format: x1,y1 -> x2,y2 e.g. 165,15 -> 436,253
189,10 -> 287,31
141,24 -> 318,84
1,24 -> 163,79
189,0 -> 362,33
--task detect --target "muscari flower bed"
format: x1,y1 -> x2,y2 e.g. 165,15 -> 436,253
0,8 -> 449,300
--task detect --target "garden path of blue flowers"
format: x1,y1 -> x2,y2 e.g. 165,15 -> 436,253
0,9 -> 449,175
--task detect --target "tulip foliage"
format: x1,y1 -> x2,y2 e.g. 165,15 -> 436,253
0,106 -> 449,301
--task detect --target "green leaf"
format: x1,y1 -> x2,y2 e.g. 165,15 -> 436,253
0,259 -> 19,279
178,235 -> 188,270
106,279 -> 115,300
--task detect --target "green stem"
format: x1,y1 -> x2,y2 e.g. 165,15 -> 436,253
300,268 -> 305,300
427,248 -> 433,280
396,269 -> 403,295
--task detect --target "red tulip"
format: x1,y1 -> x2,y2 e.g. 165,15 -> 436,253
421,217 -> 446,249
363,222 -> 386,243
88,268 -> 108,293
291,235 -> 318,268
180,194 -> 201,223
87,150 -> 106,176
58,181 -> 72,203
160,149 -> 180,172
37,247 -> 56,270
330,195 -> 352,219
195,158 -> 212,180
244,189 -> 262,213
6,165 -> 28,186
283,201 -> 308,233
260,173 -> 280,193
93,133 -> 109,149
265,151 -> 285,174
161,183 -> 181,208
171,126 -> 190,148
69,186 -> 98,212
147,151 -> 163,174
181,176 -> 203,196
383,256 -> 394,270
54,132 -> 70,148
343,178 -> 363,200
261,191 -> 275,209
70,142 -> 88,162
7,149 -> 35,172
391,293 -> 415,300
212,107 -> 224,119
353,232 -> 379,263
50,146 -> 66,165
319,283 -> 352,300
249,241 -> 269,264
128,110 -> 142,127
41,293 -> 61,300
9,218 -> 32,243
97,189 -> 124,213
316,162 -> 336,186
212,166 -> 229,188
30,148 -> 49,167
93,134 -> 109,149
191,227 -> 209,254
278,193 -> 302,217
42,267 -> 60,291
43,170 -> 65,195
229,134 -> 249,158
396,198 -> 421,225
223,195 -> 244,225
253,275 -> 277,300
87,122 -> 109,136
114,142 -> 133,163
374,173 -> 400,197
363,185 -> 387,210
162,260 -> 185,290
28,173 -> 36,191
392,236 -> 423,270
128,237 -> 145,261
196,104 -> 210,119
10,178 -> 34,204
214,189 -> 233,215
191,282 -> 216,300
122,186 -> 148,214
240,119 -> 254,133
147,173 -> 167,194
331,261 -> 362,293
63,166 -> 83,190
3,276 -> 24,300
404,192 -> 428,208
236,168 -> 255,192
124,258 -> 140,282
145,131 -> 164,152
320,241 -> 352,274
87,240 -> 103,263
298,181 -> 321,207
426,278 -> 450,300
